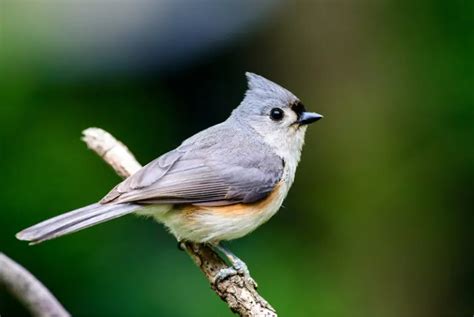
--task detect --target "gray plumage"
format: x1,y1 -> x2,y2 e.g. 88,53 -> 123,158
16,72 -> 318,244
102,121 -> 283,206
16,203 -> 139,244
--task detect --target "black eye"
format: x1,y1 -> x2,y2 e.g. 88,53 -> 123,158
270,108 -> 284,121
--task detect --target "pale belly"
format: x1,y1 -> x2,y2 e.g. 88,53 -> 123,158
139,182 -> 288,243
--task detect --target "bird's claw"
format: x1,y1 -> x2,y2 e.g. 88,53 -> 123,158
213,267 -> 239,284
213,261 -> 258,288
233,258 -> 251,278
211,243 -> 258,288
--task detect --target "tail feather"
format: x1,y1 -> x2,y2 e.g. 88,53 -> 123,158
16,203 -> 139,245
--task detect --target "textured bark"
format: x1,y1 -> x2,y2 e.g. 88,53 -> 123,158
0,253 -> 70,317
184,242 -> 276,316
82,127 -> 277,317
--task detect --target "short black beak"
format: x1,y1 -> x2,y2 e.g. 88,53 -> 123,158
298,112 -> 323,125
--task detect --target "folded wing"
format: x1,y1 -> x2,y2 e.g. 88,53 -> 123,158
101,136 -> 283,206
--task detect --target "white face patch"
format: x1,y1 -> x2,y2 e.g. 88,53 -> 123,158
262,124 -> 307,186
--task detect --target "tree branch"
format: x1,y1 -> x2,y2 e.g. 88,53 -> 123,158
82,127 -> 277,317
0,253 -> 70,317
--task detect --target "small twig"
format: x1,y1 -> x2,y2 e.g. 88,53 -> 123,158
0,253 -> 70,317
81,127 -> 142,178
82,127 -> 277,317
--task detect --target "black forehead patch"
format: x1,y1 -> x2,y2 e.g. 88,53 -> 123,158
291,101 -> 306,116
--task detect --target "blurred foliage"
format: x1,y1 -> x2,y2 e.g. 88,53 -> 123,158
1,1 -> 473,316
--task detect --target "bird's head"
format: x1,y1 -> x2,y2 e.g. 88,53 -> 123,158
231,72 -> 322,158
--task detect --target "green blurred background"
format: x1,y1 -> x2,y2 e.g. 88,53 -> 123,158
1,1 -> 473,316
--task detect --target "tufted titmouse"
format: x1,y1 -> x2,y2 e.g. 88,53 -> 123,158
16,73 -> 322,275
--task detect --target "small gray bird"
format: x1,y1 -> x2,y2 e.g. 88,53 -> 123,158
16,73 -> 322,276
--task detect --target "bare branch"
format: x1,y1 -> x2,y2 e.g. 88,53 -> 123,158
0,253 -> 70,317
82,128 -> 141,178
81,127 -> 277,317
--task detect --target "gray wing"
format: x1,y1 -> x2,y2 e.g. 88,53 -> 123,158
101,127 -> 284,206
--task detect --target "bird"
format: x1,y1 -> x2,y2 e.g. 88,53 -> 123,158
16,72 -> 322,279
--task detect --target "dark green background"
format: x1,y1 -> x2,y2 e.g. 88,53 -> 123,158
1,1 -> 473,316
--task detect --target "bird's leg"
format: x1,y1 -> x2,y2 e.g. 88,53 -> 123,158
212,244 -> 257,288
215,244 -> 249,275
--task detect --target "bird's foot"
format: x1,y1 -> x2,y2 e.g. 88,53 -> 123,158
232,257 -> 250,277
213,266 -> 239,284
213,256 -> 258,288
213,266 -> 258,288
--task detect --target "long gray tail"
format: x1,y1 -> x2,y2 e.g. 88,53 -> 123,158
16,203 -> 140,245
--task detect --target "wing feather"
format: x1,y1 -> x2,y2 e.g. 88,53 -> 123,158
101,124 -> 283,206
